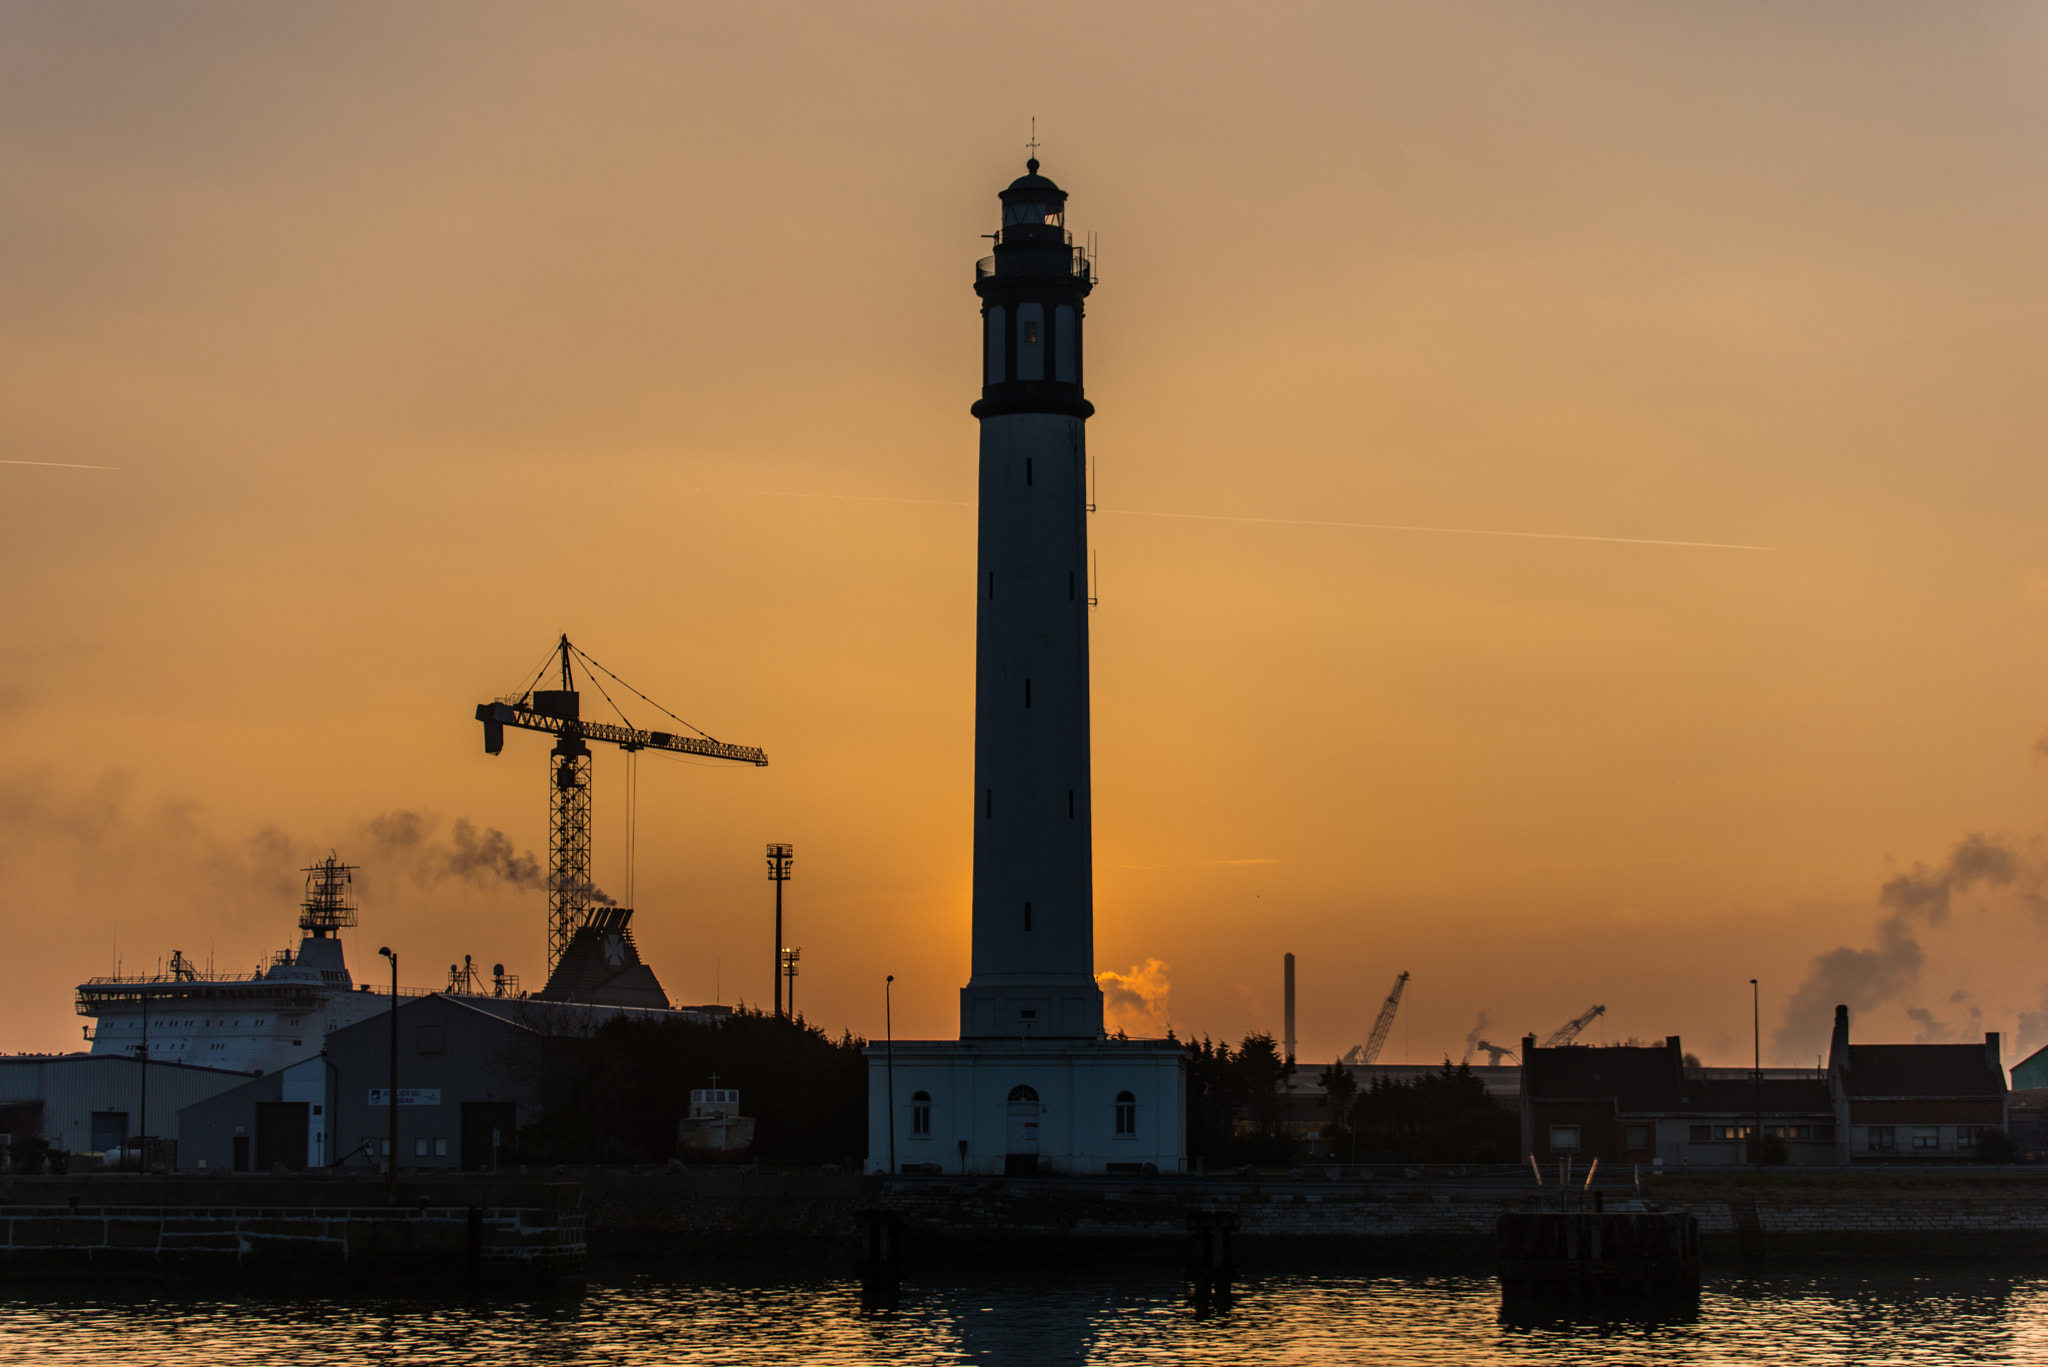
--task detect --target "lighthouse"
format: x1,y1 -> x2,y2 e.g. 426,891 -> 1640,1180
866,158 -> 1186,1178
960,158 -> 1103,1042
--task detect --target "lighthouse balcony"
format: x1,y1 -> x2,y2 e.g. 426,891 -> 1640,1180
977,247 -> 1092,283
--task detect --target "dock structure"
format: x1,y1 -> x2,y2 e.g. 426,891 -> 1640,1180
1496,1207 -> 1700,1294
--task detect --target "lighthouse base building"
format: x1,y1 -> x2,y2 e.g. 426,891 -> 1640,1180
866,159 -> 1187,1177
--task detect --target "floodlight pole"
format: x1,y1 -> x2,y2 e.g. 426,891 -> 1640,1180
766,844 -> 793,1017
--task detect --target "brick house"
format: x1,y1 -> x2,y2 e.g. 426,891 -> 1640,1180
1520,1035 -> 1837,1168
1826,1005 -> 2007,1162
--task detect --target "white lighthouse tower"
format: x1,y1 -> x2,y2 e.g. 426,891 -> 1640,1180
867,159 -> 1187,1178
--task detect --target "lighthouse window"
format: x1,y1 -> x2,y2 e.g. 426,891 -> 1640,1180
1024,679 -> 1031,708
911,1092 -> 932,1136
1018,304 -> 1045,380
1026,458 -> 1033,485
1068,790 -> 1075,818
1116,1091 -> 1137,1136
1024,902 -> 1032,932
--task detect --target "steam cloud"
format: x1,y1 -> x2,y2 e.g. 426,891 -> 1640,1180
1097,958 -> 1173,1038
1462,1011 -> 1492,1064
1774,832 -> 2041,1057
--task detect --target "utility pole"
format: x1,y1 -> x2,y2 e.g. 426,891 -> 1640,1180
766,844 -> 793,1017
885,975 -> 896,1176
380,947 -> 399,1199
1751,978 -> 1762,1175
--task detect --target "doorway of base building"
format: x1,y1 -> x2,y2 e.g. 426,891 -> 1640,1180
461,1101 -> 517,1171
1004,1085 -> 1041,1177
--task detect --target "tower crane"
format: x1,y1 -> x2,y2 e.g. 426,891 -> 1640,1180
476,635 -> 768,975
1342,971 -> 1410,1066
1536,1004 -> 1606,1049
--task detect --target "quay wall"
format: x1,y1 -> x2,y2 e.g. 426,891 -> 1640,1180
572,1171 -> 2048,1263
0,1176 -> 585,1286
10,1173 -> 2048,1276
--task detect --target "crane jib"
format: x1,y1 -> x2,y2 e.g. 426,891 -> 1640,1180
474,702 -> 769,766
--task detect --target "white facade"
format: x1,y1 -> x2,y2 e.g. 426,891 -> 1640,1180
872,1040 -> 1184,1176
867,159 -> 1186,1176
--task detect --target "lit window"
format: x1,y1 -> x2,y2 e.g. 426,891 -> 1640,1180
1023,321 -> 1039,344
1115,1091 -> 1137,1137
911,1091 -> 932,1137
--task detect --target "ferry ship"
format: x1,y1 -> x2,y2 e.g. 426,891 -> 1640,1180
74,856 -> 722,1077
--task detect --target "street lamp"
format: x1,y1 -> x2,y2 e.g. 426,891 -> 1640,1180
885,975 -> 896,1177
379,946 -> 399,1199
766,844 -> 793,1017
1751,978 -> 1762,1175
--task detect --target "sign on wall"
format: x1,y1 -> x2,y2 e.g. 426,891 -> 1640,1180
367,1089 -> 443,1107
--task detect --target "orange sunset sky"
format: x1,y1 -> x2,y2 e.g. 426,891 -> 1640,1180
4,3 -> 2047,1069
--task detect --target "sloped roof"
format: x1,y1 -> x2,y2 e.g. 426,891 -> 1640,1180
1525,1045 -> 1681,1109
1842,1043 -> 2003,1098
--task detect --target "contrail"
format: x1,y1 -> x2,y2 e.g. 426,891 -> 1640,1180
673,484 -> 1768,551
1,459 -> 122,471
1103,508 -> 1771,551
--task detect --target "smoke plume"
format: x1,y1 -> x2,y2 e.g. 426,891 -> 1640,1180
1774,832 -> 2039,1058
1098,959 -> 1173,1038
1462,1011 -> 1492,1064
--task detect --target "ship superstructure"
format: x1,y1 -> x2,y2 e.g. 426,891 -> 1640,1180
75,856 -> 394,1076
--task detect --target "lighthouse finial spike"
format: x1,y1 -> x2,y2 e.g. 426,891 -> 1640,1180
1026,116 -> 1039,172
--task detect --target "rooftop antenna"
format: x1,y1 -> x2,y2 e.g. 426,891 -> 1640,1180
1027,116 -> 1040,168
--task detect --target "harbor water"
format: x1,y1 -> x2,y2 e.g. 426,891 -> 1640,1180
6,1264 -> 2048,1365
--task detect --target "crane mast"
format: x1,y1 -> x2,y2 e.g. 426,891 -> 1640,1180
477,634 -> 768,975
1343,970 -> 1410,1066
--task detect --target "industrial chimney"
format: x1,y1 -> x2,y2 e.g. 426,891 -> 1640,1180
1283,952 -> 1297,1065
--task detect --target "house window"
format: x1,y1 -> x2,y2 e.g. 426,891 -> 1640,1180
1868,1126 -> 1896,1152
1624,1126 -> 1650,1151
1818,1125 -> 1836,1141
1766,1125 -> 1814,1141
1115,1091 -> 1137,1137
1708,1124 -> 1753,1142
434,1138 -> 449,1157
415,1138 -> 429,1157
1689,1125 -> 1710,1143
1549,1125 -> 1580,1153
1958,1126 -> 1982,1151
911,1091 -> 932,1137
1912,1127 -> 1941,1151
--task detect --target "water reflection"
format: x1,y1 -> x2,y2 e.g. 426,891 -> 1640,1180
4,1266 -> 2048,1365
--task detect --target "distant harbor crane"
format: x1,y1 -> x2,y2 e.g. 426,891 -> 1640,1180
1342,971 -> 1410,1065
1537,1004 -> 1606,1049
476,635 -> 769,974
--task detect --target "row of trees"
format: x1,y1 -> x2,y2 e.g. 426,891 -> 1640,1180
1184,1031 -> 1518,1167
508,1009 -> 868,1165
